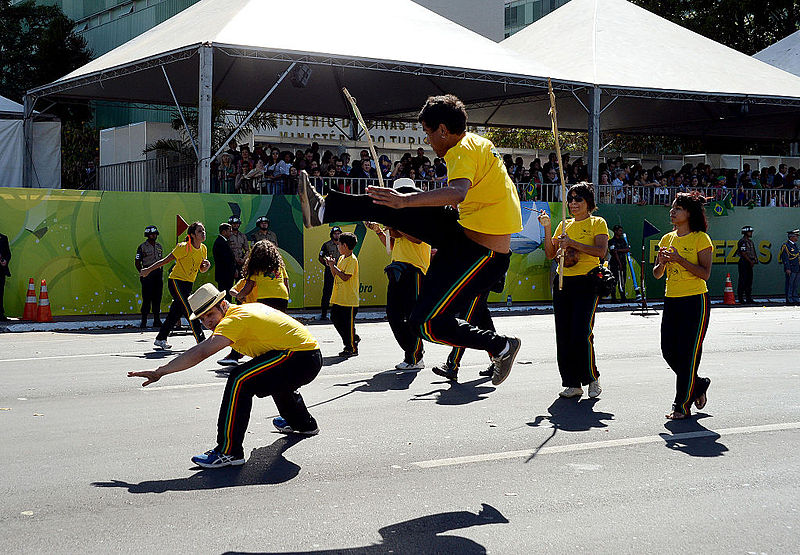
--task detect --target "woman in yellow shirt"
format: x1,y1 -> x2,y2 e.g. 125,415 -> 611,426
234,240 -> 290,311
140,221 -> 210,350
653,192 -> 713,420
539,183 -> 608,399
217,240 -> 290,367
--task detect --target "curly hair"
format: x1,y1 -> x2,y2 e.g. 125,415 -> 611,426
418,94 -> 467,134
243,240 -> 284,279
673,191 -> 708,232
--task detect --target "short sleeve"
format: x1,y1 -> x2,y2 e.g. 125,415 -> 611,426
696,232 -> 713,252
658,234 -> 668,248
135,245 -> 143,260
171,242 -> 188,260
444,144 -> 478,184
593,217 -> 610,238
212,316 -> 240,343
553,221 -> 563,238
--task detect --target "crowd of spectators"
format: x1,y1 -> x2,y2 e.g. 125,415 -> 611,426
508,154 -> 800,207
211,140 -> 448,195
211,139 -> 800,207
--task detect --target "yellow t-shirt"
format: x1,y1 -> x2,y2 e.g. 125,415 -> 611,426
168,241 -> 207,282
252,266 -> 289,300
392,236 -> 431,274
444,133 -> 523,235
233,278 -> 258,304
554,216 -> 610,276
331,254 -> 359,307
213,303 -> 319,358
658,231 -> 712,297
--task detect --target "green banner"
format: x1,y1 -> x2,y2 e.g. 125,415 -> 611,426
2,188 -> 795,318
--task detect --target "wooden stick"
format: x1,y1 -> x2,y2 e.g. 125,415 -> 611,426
342,87 -> 391,255
548,78 -> 568,291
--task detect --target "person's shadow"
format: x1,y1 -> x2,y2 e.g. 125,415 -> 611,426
304,369 -> 422,411
525,397 -> 615,461
660,414 -> 728,457
91,436 -> 306,494
410,376 -> 495,406
334,368 -> 421,393
223,503 -> 508,554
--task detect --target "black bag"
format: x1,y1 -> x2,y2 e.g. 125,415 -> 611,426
586,265 -> 617,297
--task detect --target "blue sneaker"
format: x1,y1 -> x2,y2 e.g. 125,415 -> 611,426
191,449 -> 245,468
273,417 -> 319,436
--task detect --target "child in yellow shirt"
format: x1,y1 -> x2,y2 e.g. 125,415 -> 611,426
325,232 -> 360,356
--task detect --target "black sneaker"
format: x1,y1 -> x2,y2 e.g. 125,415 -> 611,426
273,417 -> 319,436
490,337 -> 521,386
298,170 -> 324,228
478,363 -> 496,377
338,347 -> 358,357
432,362 -> 459,381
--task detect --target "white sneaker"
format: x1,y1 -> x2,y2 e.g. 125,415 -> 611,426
588,380 -> 602,398
559,387 -> 583,398
395,360 -> 424,370
153,339 -> 172,350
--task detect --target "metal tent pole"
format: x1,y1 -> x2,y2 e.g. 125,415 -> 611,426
198,44 -> 213,193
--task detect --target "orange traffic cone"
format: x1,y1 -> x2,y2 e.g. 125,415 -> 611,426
36,279 -> 53,322
23,278 -> 38,321
723,273 -> 736,305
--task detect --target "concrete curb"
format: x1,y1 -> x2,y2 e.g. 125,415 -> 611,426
0,297 -> 790,333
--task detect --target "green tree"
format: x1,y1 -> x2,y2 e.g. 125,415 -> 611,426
0,0 -> 92,103
629,0 -> 799,55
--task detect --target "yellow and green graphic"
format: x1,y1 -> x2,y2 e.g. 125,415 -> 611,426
2,187 -> 793,318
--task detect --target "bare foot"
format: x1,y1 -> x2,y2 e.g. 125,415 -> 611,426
665,411 -> 689,420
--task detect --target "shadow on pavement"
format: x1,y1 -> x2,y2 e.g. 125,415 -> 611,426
222,503 -> 508,554
91,436 -> 306,493
527,397 -> 614,432
524,397 -> 615,461
303,369 -> 421,411
410,376 -> 495,406
112,350 -> 186,360
660,414 -> 728,457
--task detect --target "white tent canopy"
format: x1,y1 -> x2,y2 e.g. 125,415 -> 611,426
27,0 -> 578,191
463,0 -> 800,139
0,95 -> 60,189
30,0 -> 568,116
754,31 -> 800,77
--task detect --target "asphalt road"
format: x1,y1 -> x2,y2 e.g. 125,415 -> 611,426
2,305 -> 799,554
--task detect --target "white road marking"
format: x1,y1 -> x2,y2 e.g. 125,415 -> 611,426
412,422 -> 800,468
0,352 -> 145,363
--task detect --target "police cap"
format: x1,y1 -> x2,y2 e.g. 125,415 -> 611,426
256,216 -> 269,225
228,216 -> 241,225
144,225 -> 159,237
741,226 -> 753,233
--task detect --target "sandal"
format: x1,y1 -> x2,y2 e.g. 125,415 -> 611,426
665,410 -> 689,420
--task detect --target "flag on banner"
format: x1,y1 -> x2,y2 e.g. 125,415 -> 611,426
642,219 -> 660,238
176,215 -> 188,238
723,193 -> 735,210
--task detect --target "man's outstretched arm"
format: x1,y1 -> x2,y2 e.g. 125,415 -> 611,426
128,335 -> 232,386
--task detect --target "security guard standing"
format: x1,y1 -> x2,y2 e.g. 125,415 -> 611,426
735,225 -> 757,304
252,216 -> 278,247
779,229 -> 800,305
227,216 -> 249,279
135,225 -> 164,329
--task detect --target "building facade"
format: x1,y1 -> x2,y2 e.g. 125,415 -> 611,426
504,0 -> 571,38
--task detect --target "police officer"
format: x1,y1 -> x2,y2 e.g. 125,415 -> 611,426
735,225 -> 757,304
227,216 -> 249,279
608,225 -> 631,302
779,229 -> 800,305
318,226 -> 341,320
252,216 -> 278,246
135,225 -> 164,329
